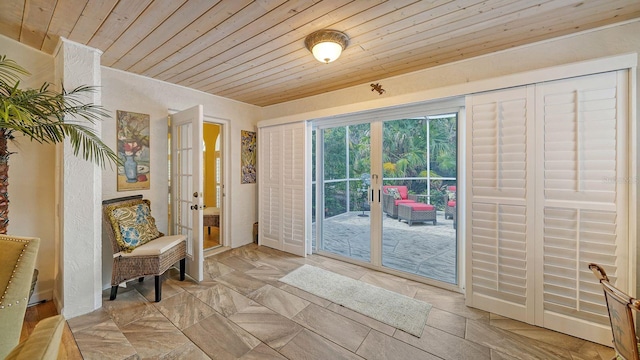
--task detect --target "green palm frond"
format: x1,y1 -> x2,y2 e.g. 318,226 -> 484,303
0,55 -> 119,168
0,56 -> 29,84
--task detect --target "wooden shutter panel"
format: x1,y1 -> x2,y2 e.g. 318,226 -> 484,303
466,86 -> 535,322
258,122 -> 307,257
536,71 -> 628,343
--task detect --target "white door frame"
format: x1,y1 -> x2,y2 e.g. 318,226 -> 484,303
204,115 -> 230,250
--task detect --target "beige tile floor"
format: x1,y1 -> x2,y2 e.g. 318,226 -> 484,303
67,244 -> 615,360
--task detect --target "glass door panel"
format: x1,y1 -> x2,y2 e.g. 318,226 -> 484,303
381,116 -> 458,284
319,124 -> 371,262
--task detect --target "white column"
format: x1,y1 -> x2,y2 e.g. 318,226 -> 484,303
53,38 -> 103,318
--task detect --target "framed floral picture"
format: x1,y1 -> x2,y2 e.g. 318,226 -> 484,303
117,110 -> 150,191
241,130 -> 256,184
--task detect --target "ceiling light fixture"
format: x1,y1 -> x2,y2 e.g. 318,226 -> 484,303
304,29 -> 349,64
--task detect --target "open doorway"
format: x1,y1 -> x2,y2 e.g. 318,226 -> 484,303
203,122 -> 222,250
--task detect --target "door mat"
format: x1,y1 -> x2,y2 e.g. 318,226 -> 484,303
280,264 -> 431,337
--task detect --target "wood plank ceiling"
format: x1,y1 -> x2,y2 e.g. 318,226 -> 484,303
1,0 -> 639,107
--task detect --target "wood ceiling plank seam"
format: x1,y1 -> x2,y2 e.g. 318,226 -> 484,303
376,10 -> 640,83
390,0 -> 640,67
241,7 -> 640,106
192,0 -> 489,92
149,0 -> 311,82
212,0 -> 590,99
168,0 -> 362,87
166,0 -> 640,104
67,0 -> 119,45
100,0 -> 188,67
190,0 -> 426,92
0,0 -> 26,41
135,0 -> 278,77
347,0 -> 552,54
86,0 -> 153,52
442,11 -> 640,63
158,0 -> 325,84
19,0 -> 57,49
119,0 -> 249,74
181,0 -> 427,90
109,0 -> 224,71
41,0 -> 88,54
221,20 -> 583,105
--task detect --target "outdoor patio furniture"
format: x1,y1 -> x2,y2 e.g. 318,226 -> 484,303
452,205 -> 457,229
382,185 -> 416,218
398,202 -> 437,226
444,185 -> 456,219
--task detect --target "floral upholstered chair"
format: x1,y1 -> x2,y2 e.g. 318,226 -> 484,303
103,195 -> 187,302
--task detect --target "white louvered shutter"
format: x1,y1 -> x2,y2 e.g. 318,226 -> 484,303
466,86 -> 535,323
259,126 -> 282,250
466,71 -> 629,346
258,122 -> 307,257
281,125 -> 306,255
535,71 -> 628,344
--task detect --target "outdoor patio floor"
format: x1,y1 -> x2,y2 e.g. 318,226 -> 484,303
313,211 -> 458,284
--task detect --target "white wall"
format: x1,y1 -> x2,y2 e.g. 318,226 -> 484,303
55,38 -> 104,318
0,35 -> 57,304
100,67 -> 260,288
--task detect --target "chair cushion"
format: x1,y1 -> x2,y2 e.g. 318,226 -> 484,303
105,199 -> 162,252
448,200 -> 456,207
403,203 -> 435,211
387,187 -> 402,200
394,199 -> 415,206
383,186 -> 408,199
115,235 -> 186,257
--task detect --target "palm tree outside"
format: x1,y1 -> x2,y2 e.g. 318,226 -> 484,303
0,55 -> 119,234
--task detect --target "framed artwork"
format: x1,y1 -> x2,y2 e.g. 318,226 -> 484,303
116,110 -> 150,191
241,130 -> 256,184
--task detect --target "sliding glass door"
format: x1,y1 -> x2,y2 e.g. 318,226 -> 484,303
381,116 -> 457,284
317,123 -> 372,262
314,112 -> 458,286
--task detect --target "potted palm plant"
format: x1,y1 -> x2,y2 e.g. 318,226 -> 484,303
0,55 -> 119,235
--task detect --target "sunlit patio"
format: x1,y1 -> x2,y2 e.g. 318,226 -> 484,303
313,210 -> 457,284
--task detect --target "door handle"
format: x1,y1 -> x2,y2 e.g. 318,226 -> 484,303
370,189 -> 374,202
378,190 -> 381,202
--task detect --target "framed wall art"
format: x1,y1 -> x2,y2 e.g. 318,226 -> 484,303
241,130 -> 256,184
116,110 -> 150,191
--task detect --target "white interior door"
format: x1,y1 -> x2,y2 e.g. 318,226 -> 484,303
172,105 -> 204,282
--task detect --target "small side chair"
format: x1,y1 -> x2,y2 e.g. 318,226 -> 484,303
103,195 -> 187,302
589,263 -> 640,360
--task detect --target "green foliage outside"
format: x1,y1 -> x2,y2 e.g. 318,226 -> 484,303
317,116 -> 457,219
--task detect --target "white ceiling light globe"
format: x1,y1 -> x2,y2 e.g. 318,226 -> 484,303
312,41 -> 343,64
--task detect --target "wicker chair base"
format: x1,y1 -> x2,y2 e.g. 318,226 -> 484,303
110,241 -> 187,286
103,195 -> 187,303
445,204 -> 455,219
398,204 -> 437,226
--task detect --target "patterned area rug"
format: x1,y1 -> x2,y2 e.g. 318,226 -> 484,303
280,264 -> 431,337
